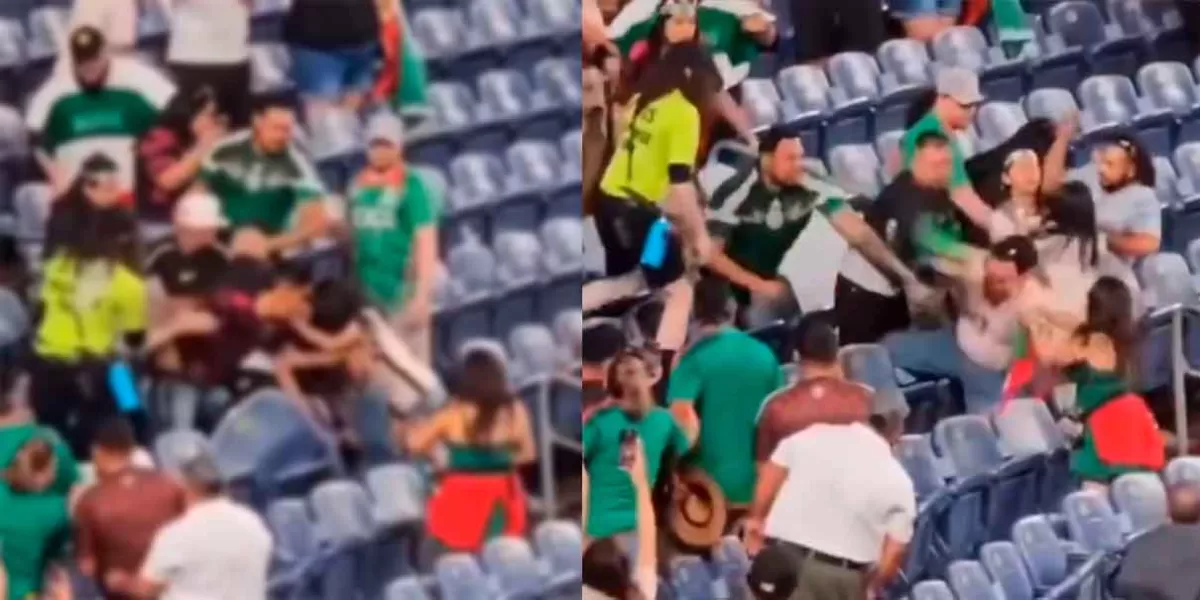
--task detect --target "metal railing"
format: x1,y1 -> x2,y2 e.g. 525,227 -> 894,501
1146,302 -> 1200,456
524,368 -> 583,520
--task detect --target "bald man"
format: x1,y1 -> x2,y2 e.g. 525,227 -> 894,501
1114,483 -> 1200,600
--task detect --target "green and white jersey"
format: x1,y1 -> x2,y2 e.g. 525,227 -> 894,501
200,130 -> 325,234
25,57 -> 176,190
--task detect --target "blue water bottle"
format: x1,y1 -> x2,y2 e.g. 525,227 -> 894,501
108,361 -> 142,413
640,217 -> 671,268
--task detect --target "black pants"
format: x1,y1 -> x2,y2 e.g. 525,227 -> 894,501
792,0 -> 886,63
28,356 -> 148,459
170,61 -> 253,128
1179,0 -> 1200,56
833,275 -> 910,345
592,193 -> 685,288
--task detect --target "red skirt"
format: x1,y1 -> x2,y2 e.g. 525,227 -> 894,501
425,471 -> 528,552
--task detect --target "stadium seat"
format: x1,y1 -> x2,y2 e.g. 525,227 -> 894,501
551,309 -> 582,361
947,560 -> 999,600
1139,252 -> 1194,309
534,520 -> 583,590
828,144 -> 882,197
975,102 -> 1029,153
266,498 -> 323,572
897,434 -> 947,501
1078,75 -> 1174,155
774,65 -> 830,152
1024,88 -> 1079,123
364,463 -> 426,527
980,541 -> 1036,600
1165,455 -> 1200,484
931,27 -> 1027,101
311,480 -> 376,543
505,139 -> 561,193
209,389 -> 340,501
525,0 -> 580,36
0,18 -> 24,71
306,108 -> 364,162
540,217 -> 584,276
670,556 -> 718,600
428,81 -> 478,133
1061,490 -> 1125,553
560,129 -> 581,176
385,576 -> 433,600
1111,472 -> 1169,534
507,322 -> 557,383
1045,0 -> 1144,78
448,152 -> 506,212
1012,515 -> 1071,591
481,536 -> 550,598
247,43 -> 293,95
26,6 -> 69,61
876,129 -> 904,181
0,288 -> 28,346
740,78 -> 784,131
839,344 -> 909,417
827,51 -> 908,143
493,229 -> 543,291
476,68 -> 543,125
153,429 -> 211,475
434,554 -> 497,600
993,398 -> 1064,456
911,579 -> 955,600
533,58 -> 581,108
443,232 -> 497,305
1107,0 -> 1192,63
877,38 -> 933,86
1139,61 -> 1200,145
933,415 -> 1006,478
1154,155 -> 1181,206
411,8 -> 466,59
464,0 -> 523,48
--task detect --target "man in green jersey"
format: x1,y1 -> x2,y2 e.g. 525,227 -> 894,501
348,111 -> 440,410
705,127 -> 934,325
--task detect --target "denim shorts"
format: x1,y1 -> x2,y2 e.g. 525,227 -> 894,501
890,0 -> 963,19
290,42 -> 380,99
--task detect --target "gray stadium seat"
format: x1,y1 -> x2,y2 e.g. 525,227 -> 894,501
443,232 -> 497,304
481,536 -> 549,598
932,415 -> 1006,479
505,139 -> 561,191
776,65 -> 832,115
26,6 -> 69,61
1164,456 -> 1200,484
839,344 -> 907,415
1062,490 -> 1125,553
828,144 -> 882,197
448,152 -> 505,212
247,44 -> 293,95
435,553 -> 497,600
1139,252 -> 1195,309
980,541 -> 1036,600
411,8 -> 465,58
476,69 -> 541,122
534,520 -> 583,582
561,129 -> 581,170
1024,88 -> 1080,123
465,0 -> 522,48
493,229 -> 542,291
740,78 -> 783,130
876,129 -> 903,181
508,322 -> 558,382
828,51 -> 882,102
993,398 -> 1064,456
385,576 -> 432,600
311,479 -> 376,548
947,560 -> 999,600
0,18 -> 25,69
533,58 -> 581,107
1012,515 -> 1071,590
1079,75 -> 1141,126
975,102 -> 1028,152
1111,472 -> 1169,534
912,579 -> 955,600
266,498 -> 321,568
305,108 -> 363,161
897,434 -> 946,501
877,38 -> 932,86
540,216 -> 583,276
365,463 -> 426,527
0,288 -> 28,346
428,81 -> 477,132
1138,61 -> 1200,116
153,429 -> 211,475
526,0 -> 579,34
552,309 -> 582,362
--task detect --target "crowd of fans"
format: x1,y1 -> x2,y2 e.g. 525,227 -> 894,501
581,0 -> 1199,598
0,0 -> 565,598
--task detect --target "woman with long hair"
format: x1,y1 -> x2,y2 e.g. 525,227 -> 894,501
1028,277 -> 1163,489
401,346 -> 535,556
137,86 -> 229,223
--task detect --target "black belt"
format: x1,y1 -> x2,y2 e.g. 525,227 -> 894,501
773,539 -> 870,572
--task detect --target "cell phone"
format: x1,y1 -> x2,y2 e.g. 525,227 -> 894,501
619,429 -> 638,468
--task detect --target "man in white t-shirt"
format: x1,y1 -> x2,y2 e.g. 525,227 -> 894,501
103,452 -> 273,600
881,235 -> 1039,414
744,394 -> 915,599
163,0 -> 253,126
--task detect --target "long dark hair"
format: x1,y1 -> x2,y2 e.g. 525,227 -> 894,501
582,537 -> 643,599
454,349 -> 515,443
629,42 -> 721,117
47,157 -> 138,267
627,1 -> 702,83
1041,180 -> 1099,270
1076,276 -> 1137,377
156,85 -> 218,145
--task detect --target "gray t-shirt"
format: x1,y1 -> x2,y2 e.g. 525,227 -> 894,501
1083,171 -> 1161,241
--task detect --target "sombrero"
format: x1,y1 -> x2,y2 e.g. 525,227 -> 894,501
667,468 -> 728,549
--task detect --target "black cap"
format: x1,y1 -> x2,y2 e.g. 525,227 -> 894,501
581,321 -> 626,365
990,235 -> 1039,275
747,545 -> 800,600
69,26 -> 106,64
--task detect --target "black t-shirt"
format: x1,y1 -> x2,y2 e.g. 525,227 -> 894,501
863,171 -> 955,267
284,0 -> 380,49
147,242 -> 229,297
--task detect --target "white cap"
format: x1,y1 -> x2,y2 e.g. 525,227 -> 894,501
174,191 -> 227,229
365,111 -> 405,146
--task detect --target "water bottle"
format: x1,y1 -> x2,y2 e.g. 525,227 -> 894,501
108,361 -> 142,413
640,217 -> 671,268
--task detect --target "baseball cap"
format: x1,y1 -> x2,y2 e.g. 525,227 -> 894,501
69,26 -> 106,64
173,192 -> 227,229
365,111 -> 405,147
746,544 -> 800,600
935,66 -> 984,106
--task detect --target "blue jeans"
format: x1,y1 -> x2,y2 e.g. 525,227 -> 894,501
882,326 -> 1007,414
890,0 -> 963,19
290,42 -> 380,100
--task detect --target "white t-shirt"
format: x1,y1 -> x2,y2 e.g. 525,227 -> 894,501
1028,236 -> 1143,323
71,0 -> 139,51
765,423 -> 916,563
953,256 -> 1024,371
167,0 -> 251,65
142,497 -> 274,600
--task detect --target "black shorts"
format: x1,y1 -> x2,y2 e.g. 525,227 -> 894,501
170,61 -> 253,127
832,275 -> 910,345
592,193 -> 685,288
792,0 -> 886,63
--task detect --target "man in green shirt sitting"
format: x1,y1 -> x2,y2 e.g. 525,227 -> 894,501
668,276 -> 783,527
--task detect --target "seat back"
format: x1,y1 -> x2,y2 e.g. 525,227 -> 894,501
975,102 -> 1029,149
1138,61 -> 1199,115
1062,490 -> 1125,552
465,0 -> 522,45
1047,1 -> 1108,47
310,479 -> 376,543
776,65 -> 831,113
980,541 -> 1035,600
931,27 -> 989,70
828,144 -> 882,197
493,229 -> 543,291
1078,75 -> 1140,124
1025,88 -> 1080,122
534,520 -> 583,575
365,463 -> 426,527
740,78 -> 783,128
947,560 -> 999,600
1139,252 -> 1194,309
1165,456 -> 1200,485
434,554 -> 495,600
1012,515 -> 1069,589
897,434 -> 945,500
266,498 -> 320,564
1111,472 -> 1169,533
505,139 -> 561,189
932,415 -> 1005,479
476,69 -> 535,121
481,536 -> 547,598
507,323 -> 558,383
827,52 -> 882,100
533,57 -> 580,105
209,389 -> 340,488
994,398 -> 1064,456
385,576 -> 433,600
153,429 -> 211,475
878,39 -> 932,85
540,216 -> 583,275
912,579 -> 955,600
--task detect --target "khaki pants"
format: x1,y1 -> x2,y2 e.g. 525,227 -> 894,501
370,309 -> 433,416
790,554 -> 867,600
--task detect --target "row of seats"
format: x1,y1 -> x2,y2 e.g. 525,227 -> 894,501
410,0 -> 579,63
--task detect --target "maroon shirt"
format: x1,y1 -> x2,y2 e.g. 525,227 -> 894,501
755,376 -> 872,461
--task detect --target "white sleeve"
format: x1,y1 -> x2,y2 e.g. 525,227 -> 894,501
130,60 -> 179,110
875,462 -> 917,544
140,525 -> 181,583
634,566 -> 658,600
769,432 -> 798,468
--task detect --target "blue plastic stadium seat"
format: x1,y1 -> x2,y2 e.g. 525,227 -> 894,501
26,6 -> 69,62
1012,515 -> 1071,591
534,520 -> 583,591
740,78 -> 783,131
774,65 -> 830,153
525,0 -> 580,36
826,52 -> 889,143
385,576 -> 433,600
975,102 -> 1029,153
1108,0 -> 1192,63
153,429 -> 211,475
507,322 -> 557,383
493,229 -> 542,290
877,38 -> 933,86
931,27 -> 1027,101
476,68 -> 539,123
1078,75 -> 1174,155
1165,456 -> 1200,484
670,556 -> 718,600
505,139 -> 561,192
1139,61 -> 1200,144
364,463 -> 425,527
0,18 -> 25,71
1153,155 -> 1180,206
947,560 -> 999,600
533,58 -> 581,108
447,152 -> 505,213
481,536 -> 549,598
933,415 -> 1005,479
412,8 -> 467,59
266,498 -> 322,572
311,480 -> 376,543
980,541 -> 1036,600
560,129 -> 581,172
540,217 -> 583,276
1111,472 -> 1169,534
838,344 -> 909,412
1045,0 -> 1144,78
1024,88 -> 1080,122
435,554 -> 497,600
1139,252 -> 1193,309
828,144 -> 882,197
912,579 -> 955,600
464,0 -> 523,48
897,434 -> 946,501
993,399 -> 1064,456
876,129 -> 903,181
428,81 -> 478,133
1062,490 -> 1125,553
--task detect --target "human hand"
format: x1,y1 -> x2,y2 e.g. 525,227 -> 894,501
1055,110 -> 1079,140
621,437 -> 649,491
755,278 -> 791,303
741,13 -> 771,34
742,518 -> 765,556
687,234 -> 714,267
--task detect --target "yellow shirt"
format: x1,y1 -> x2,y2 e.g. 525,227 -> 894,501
35,253 -> 147,361
599,89 -> 701,204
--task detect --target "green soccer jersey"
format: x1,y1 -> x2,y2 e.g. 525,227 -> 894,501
200,130 -> 325,234
349,166 -> 440,310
